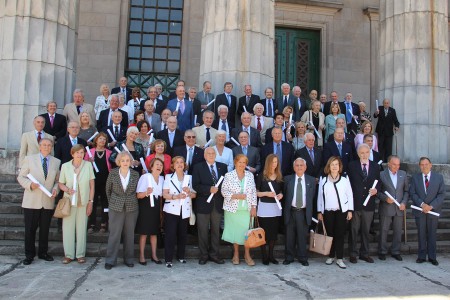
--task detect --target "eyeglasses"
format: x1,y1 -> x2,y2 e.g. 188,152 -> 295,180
185,136 -> 195,139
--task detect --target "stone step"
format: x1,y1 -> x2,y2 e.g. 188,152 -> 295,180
0,203 -> 23,214
0,193 -> 23,203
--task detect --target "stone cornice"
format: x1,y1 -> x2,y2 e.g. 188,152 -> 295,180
363,7 -> 380,21
275,0 -> 343,16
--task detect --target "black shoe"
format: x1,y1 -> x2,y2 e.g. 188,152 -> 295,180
283,259 -> 293,265
299,260 -> 309,266
262,258 -> 269,265
369,229 -> 376,235
38,253 -> 54,261
125,263 -> 134,268
416,258 -> 426,263
428,259 -> 439,266
378,254 -> 386,261
269,257 -> 279,265
166,262 -> 173,268
139,260 -> 147,266
23,258 -> 33,265
178,259 -> 186,264
359,256 -> 374,263
199,258 -> 207,265
391,254 -> 403,261
349,256 -> 357,264
105,263 -> 113,270
209,257 -> 225,264
151,258 -> 162,265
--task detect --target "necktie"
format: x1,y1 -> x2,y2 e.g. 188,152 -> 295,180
37,132 -> 42,143
227,94 -> 231,106
242,146 -> 247,155
246,96 -> 250,107
346,103 -> 352,124
268,101 -> 273,117
164,123 -> 167,130
42,157 -> 48,180
76,105 -> 81,114
50,115 -> 54,128
284,96 -> 288,107
385,109 -> 388,116
276,143 -> 282,162
296,177 -> 303,208
362,163 -> 368,179
210,164 -> 218,184
257,117 -> 262,131
180,100 -> 185,114
188,147 -> 193,165
114,125 -> 119,138
206,127 -> 210,142
221,120 -> 226,131
337,143 -> 342,156
425,175 -> 429,190
309,149 -> 315,164
169,132 -> 174,147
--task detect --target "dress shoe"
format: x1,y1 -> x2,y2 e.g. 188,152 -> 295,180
369,229 -> 376,235
269,257 -> 279,265
416,258 -> 426,263
262,258 -> 269,265
104,263 -> 113,270
349,256 -> 357,264
23,258 -> 33,265
428,259 -> 439,266
166,262 -> 173,268
299,260 -> 309,266
359,256 -> 374,263
209,257 -> 225,264
391,254 -> 403,261
151,258 -> 162,265
178,259 -> 186,264
283,259 -> 293,265
125,263 -> 134,268
139,260 -> 147,266
199,258 -> 207,265
378,254 -> 386,261
38,253 -> 54,261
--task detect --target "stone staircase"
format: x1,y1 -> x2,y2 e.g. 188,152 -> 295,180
1,177 -> 449,259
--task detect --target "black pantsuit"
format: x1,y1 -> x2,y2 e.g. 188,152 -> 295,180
323,210 -> 347,259
164,212 -> 189,262
23,208 -> 54,259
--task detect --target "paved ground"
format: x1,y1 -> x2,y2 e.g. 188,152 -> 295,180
0,254 -> 449,299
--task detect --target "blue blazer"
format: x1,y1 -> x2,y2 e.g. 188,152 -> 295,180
167,99 -> 194,131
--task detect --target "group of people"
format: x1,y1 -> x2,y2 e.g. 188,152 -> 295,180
17,77 -> 445,270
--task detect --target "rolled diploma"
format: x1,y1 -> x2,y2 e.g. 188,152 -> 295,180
231,137 -> 240,146
87,132 -> 99,142
146,147 -> 151,157
175,102 -> 180,112
312,217 -> 319,224
207,176 -> 224,203
140,157 -> 148,173
85,147 -> 99,172
243,106 -> 247,112
107,129 -> 116,142
411,205 -> 440,217
26,174 -> 52,197
149,176 -> 154,207
376,99 -> 379,110
122,144 -> 135,168
206,99 -> 215,107
147,129 -> 153,135
114,146 -> 121,153
384,191 -> 400,207
363,179 -> 378,206
204,139 -> 213,148
71,174 -> 77,206
309,121 -> 322,139
268,182 -> 282,210
378,160 -> 383,165
149,133 -> 154,143
289,113 -> 293,127
180,176 -> 190,207
194,115 -> 197,125
241,177 -> 247,207
349,111 -> 359,125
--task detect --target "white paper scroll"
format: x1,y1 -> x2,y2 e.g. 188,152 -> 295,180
85,147 -> 99,172
363,179 -> 378,206
149,133 -> 154,143
241,176 -> 247,207
87,132 -> 99,142
231,137 -> 240,146
378,160 -> 383,165
349,111 -> 359,125
147,129 -> 153,135
289,113 -> 293,127
121,144 -> 136,168
207,176 -> 224,203
411,205 -> 440,217
384,191 -> 400,207
309,121 -> 322,139
146,147 -> 151,157
376,99 -> 379,110
26,174 -> 52,197
267,182 -> 282,210
148,175 -> 155,207
312,217 -> 319,224
71,174 -> 77,206
107,129 -> 116,142
140,157 -> 148,173
104,208 -> 109,212
205,99 -> 215,108
243,106 -> 247,112
194,115 -> 197,126
204,139 -> 213,148
114,146 -> 121,153
175,101 -> 180,112
180,176 -> 190,207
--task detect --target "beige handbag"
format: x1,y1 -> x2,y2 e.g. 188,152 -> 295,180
53,197 -> 71,218
245,217 -> 266,248
309,221 -> 333,256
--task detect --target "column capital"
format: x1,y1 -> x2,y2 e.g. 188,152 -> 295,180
363,7 -> 379,21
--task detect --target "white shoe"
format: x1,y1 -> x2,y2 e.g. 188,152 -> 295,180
336,259 -> 346,269
325,257 -> 335,265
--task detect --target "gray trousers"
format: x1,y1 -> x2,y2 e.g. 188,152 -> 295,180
350,210 -> 374,257
106,209 -> 138,265
378,214 -> 403,255
416,214 -> 438,260
285,209 -> 308,261
197,208 -> 223,260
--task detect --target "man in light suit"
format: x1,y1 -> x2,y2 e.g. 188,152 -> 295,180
173,130 -> 205,175
410,157 -> 445,266
40,100 -> 67,141
97,94 -> 129,131
167,86 -> 194,131
17,138 -> 60,265
214,82 -> 237,128
192,148 -> 228,265
230,112 -> 263,149
63,89 -> 96,125
251,103 -> 273,144
193,110 -> 217,147
111,76 -> 132,101
142,99 -> 162,134
19,116 -> 55,167
197,81 -> 214,110
292,86 -> 307,121
237,84 -> 260,116
377,155 -> 408,261
283,158 -> 316,266
276,83 -> 295,112
155,116 -> 184,156
232,131 -> 261,174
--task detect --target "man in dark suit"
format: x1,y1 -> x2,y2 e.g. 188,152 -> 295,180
373,98 -> 400,161
167,86 -> 194,131
214,82 -> 237,128
377,155 -> 408,261
111,76 -> 132,101
364,134 -> 383,168
409,157 -> 445,266
187,87 -> 203,126
327,117 -> 357,158
54,121 -> 88,165
40,101 -> 67,141
168,80 -> 189,100
295,133 -> 323,181
155,83 -> 169,113
155,116 -> 184,156
197,81 -> 214,110
347,143 -> 381,264
192,148 -> 228,265
283,158 -> 316,265
237,84 -> 260,116
102,111 -> 127,147
276,83 -> 295,112
343,92 -> 361,133
324,91 -> 346,116
230,112 -> 263,149
323,128 -> 354,175
265,113 -> 292,144
292,86 -> 307,121
261,87 -> 277,118
140,86 -> 167,116
232,131 -> 261,174
261,127 -> 295,176
97,94 -> 129,131
173,129 -> 205,174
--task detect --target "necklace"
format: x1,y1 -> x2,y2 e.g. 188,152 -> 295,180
96,150 -> 105,159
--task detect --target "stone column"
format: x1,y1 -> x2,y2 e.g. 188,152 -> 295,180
0,0 -> 79,150
199,0 -> 275,98
378,0 -> 449,163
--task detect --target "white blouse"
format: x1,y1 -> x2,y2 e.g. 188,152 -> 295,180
317,175 -> 354,213
213,146 -> 234,172
136,174 -> 163,197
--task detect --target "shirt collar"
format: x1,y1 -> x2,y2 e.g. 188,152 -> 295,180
295,174 -> 303,181
423,171 -> 431,178
389,169 -> 397,176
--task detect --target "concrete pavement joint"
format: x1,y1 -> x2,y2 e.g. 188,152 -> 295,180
273,273 -> 312,299
404,267 -> 450,290
0,260 -> 21,277
65,257 -> 101,299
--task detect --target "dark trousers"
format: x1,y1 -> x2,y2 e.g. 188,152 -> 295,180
88,180 -> 109,227
416,214 -> 438,260
378,135 -> 394,161
105,209 -> 138,265
197,209 -> 222,260
285,208 -> 308,261
23,208 -> 53,259
350,210 -> 374,257
323,210 -> 348,259
379,214 -> 403,255
164,212 -> 189,262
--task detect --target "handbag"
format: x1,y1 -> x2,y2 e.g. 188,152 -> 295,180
245,217 -> 266,248
54,197 -> 71,218
309,220 -> 333,256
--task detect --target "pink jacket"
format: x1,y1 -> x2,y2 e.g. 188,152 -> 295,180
84,148 -> 112,171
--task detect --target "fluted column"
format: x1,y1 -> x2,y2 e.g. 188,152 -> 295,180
378,0 -> 449,163
199,0 -> 275,97
0,0 -> 78,150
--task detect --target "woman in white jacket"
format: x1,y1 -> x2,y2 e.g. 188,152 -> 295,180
318,156 -> 353,269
